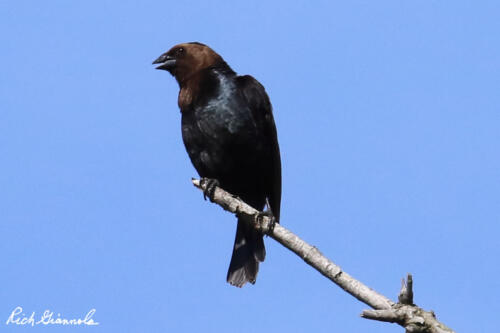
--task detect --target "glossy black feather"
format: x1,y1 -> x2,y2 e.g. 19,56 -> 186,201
181,66 -> 281,286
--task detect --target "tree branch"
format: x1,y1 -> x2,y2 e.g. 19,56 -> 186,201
192,179 -> 455,333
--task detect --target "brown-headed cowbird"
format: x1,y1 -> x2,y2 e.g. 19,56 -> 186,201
153,42 -> 281,287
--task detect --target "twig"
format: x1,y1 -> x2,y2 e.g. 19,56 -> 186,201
192,179 -> 455,333
398,274 -> 414,305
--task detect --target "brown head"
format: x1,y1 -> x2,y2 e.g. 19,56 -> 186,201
153,42 -> 223,85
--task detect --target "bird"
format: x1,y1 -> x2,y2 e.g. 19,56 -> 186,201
153,42 -> 281,287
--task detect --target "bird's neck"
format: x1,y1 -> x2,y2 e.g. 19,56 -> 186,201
178,63 -> 235,111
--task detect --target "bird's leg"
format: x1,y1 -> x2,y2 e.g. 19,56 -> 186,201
264,198 -> 277,234
254,211 -> 276,235
200,178 -> 220,202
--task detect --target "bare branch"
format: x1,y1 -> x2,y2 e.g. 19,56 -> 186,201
192,179 -> 455,333
361,309 -> 399,322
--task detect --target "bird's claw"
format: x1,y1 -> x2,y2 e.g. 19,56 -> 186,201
200,178 -> 220,202
254,211 -> 276,235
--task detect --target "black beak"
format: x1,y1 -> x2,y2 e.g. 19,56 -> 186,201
152,53 -> 176,70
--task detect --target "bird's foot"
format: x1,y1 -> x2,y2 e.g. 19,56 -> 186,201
200,178 -> 220,202
254,211 -> 277,235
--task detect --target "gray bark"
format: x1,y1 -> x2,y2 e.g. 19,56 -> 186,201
192,179 -> 455,333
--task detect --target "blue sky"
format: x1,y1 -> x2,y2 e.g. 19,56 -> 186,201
1,1 -> 499,332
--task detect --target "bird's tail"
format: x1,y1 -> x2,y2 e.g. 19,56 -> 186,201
226,218 -> 265,287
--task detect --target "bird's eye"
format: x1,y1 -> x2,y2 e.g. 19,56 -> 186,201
177,47 -> 185,55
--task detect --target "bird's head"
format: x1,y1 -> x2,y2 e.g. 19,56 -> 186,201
153,42 -> 223,84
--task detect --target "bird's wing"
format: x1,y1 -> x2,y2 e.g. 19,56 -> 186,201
236,75 -> 282,221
